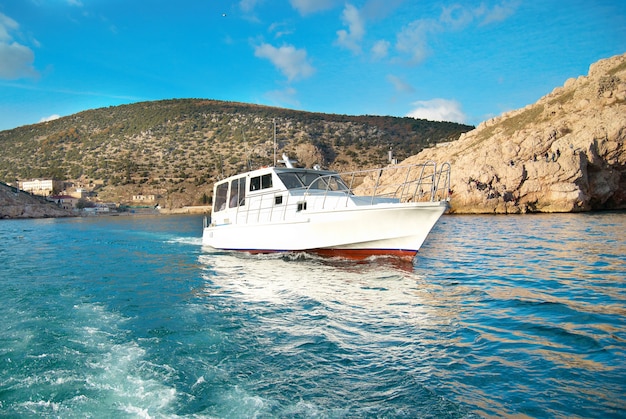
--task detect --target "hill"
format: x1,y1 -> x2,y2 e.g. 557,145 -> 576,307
0,100 -> 472,209
384,53 -> 626,213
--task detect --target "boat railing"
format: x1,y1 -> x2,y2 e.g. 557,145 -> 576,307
225,189 -> 311,225
307,161 -> 451,206
211,161 -> 450,226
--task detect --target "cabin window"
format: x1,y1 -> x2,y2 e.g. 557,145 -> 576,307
275,195 -> 283,205
276,171 -> 349,191
214,182 -> 228,212
229,177 -> 246,208
250,176 -> 259,191
298,172 -> 323,189
277,171 -> 322,190
261,173 -> 273,189
326,176 -> 350,192
277,173 -> 304,189
250,173 -> 273,191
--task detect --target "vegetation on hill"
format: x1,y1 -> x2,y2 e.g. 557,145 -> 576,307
0,99 -> 472,208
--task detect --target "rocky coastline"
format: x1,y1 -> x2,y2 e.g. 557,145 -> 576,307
0,182 -> 74,219
393,53 -> 626,214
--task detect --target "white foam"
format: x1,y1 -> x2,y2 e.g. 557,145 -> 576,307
191,375 -> 206,389
63,303 -> 179,416
21,400 -> 61,414
167,236 -> 203,246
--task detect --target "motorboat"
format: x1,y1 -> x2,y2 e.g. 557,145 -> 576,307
202,154 -> 450,261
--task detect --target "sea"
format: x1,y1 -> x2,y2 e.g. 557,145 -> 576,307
0,212 -> 624,418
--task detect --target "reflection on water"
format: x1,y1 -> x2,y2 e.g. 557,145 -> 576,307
197,251 -> 476,416
418,213 -> 626,417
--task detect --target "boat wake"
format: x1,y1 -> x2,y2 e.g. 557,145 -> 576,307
200,246 -> 416,272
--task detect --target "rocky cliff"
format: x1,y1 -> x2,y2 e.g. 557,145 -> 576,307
397,53 -> 626,214
0,182 -> 73,219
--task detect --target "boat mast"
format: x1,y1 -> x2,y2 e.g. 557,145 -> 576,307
273,118 -> 277,167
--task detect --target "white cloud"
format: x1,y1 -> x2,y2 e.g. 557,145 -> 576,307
239,0 -> 259,13
440,4 -> 475,29
396,2 -> 519,65
0,13 -> 19,41
371,40 -> 390,60
0,13 -> 38,80
361,0 -> 404,21
440,2 -> 519,28
254,43 -> 315,82
266,87 -> 300,107
0,42 -> 37,79
335,4 -> 365,54
406,99 -> 467,124
67,0 -> 83,6
39,114 -> 61,123
395,19 -> 440,64
481,0 -> 520,25
290,0 -> 339,15
269,22 -> 294,39
387,75 -> 414,94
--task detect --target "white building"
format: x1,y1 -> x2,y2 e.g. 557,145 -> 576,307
132,194 -> 156,202
20,179 -> 62,196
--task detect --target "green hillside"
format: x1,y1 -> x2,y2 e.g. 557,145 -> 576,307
0,99 -> 473,208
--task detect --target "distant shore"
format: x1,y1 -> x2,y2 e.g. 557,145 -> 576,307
158,205 -> 211,215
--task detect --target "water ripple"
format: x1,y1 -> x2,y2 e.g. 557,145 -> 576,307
1,213 -> 624,418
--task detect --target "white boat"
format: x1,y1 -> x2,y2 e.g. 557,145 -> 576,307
202,154 -> 451,261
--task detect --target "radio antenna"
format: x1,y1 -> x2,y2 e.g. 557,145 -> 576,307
273,119 -> 277,167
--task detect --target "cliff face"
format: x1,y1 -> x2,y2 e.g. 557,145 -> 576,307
399,53 -> 626,214
0,183 -> 73,219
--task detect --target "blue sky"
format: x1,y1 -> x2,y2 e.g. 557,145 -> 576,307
1,0 -> 625,131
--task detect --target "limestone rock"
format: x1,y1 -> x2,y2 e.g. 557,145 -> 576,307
294,143 -> 325,168
394,53 -> 626,214
0,182 -> 74,219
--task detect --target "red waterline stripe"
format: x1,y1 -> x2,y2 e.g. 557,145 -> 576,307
309,248 -> 417,261
237,248 -> 417,261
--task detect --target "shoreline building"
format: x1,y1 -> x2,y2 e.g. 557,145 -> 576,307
19,179 -> 62,197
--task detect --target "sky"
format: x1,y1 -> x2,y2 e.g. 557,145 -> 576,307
0,0 -> 625,132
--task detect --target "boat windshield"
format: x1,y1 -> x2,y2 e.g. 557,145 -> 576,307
277,171 -> 350,192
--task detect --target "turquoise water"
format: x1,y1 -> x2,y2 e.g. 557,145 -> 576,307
0,213 -> 624,418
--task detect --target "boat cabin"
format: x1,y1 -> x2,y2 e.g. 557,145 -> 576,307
210,166 -> 351,226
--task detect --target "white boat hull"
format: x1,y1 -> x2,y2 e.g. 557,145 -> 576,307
202,201 -> 448,260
